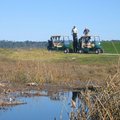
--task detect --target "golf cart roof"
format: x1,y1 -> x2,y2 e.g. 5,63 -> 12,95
81,35 -> 100,38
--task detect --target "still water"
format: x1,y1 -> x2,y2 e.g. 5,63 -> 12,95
0,91 -> 73,120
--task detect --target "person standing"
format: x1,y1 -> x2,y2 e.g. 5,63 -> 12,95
83,28 -> 91,44
72,26 -> 78,53
83,28 -> 90,36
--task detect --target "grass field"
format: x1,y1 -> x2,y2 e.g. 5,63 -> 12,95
0,48 -> 119,63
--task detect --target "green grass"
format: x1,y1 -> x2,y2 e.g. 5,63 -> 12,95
101,41 -> 120,54
0,48 -> 119,65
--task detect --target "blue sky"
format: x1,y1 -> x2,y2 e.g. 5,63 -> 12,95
0,0 -> 120,41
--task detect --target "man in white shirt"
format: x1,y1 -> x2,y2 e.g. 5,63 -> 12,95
71,26 -> 78,53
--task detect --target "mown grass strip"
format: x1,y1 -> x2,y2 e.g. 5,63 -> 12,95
101,41 -> 120,53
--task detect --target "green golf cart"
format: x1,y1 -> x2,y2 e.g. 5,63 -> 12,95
47,35 -> 73,52
78,35 -> 104,54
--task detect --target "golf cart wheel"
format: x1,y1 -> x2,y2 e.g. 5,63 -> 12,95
95,49 -> 100,54
78,49 -> 83,54
64,49 -> 69,53
100,49 -> 104,53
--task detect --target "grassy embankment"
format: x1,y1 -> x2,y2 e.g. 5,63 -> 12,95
0,47 -> 119,86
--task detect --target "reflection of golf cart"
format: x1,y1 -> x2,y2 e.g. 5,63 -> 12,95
78,35 -> 104,54
47,35 -> 73,52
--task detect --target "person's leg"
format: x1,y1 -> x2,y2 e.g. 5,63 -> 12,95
73,41 -> 76,53
76,42 -> 78,52
75,40 -> 78,53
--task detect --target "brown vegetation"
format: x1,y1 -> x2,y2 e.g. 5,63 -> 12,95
0,57 -> 115,91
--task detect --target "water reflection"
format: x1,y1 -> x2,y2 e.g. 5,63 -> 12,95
0,91 -> 90,120
70,91 -> 89,120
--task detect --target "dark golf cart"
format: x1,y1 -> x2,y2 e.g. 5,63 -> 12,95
47,35 -> 73,52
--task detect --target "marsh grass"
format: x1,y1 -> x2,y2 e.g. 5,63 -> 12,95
84,72 -> 120,120
69,71 -> 120,120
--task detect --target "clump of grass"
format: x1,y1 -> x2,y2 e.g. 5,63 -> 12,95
69,71 -> 120,120
71,59 -> 120,119
88,72 -> 120,120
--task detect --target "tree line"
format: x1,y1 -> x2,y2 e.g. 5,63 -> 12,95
0,40 -> 48,48
0,40 -> 119,49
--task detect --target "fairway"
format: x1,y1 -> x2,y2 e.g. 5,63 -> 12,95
101,41 -> 120,54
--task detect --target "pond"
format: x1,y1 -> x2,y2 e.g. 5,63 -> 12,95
0,91 -> 88,120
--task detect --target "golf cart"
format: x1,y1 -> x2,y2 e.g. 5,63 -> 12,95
47,35 -> 73,52
78,35 -> 104,54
